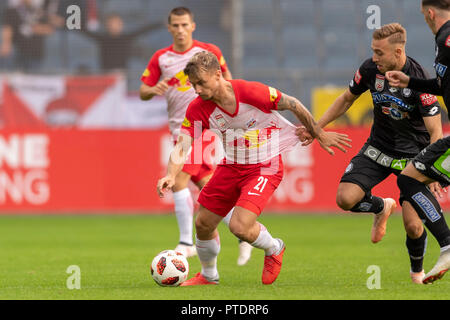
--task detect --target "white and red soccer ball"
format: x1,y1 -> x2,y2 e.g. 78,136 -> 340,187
151,250 -> 189,286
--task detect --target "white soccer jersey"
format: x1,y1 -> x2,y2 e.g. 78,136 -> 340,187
181,80 -> 301,164
141,40 -> 228,139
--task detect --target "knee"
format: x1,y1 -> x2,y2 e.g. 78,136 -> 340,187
195,215 -> 214,236
229,219 -> 248,240
404,220 -> 424,239
336,191 -> 357,211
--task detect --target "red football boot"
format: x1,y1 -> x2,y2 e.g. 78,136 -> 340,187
180,272 -> 218,286
262,240 -> 285,285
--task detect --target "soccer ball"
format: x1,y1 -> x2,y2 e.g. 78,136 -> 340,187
151,250 -> 189,286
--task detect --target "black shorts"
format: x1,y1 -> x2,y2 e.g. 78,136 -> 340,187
340,154 -> 400,193
340,143 -> 412,200
412,137 -> 450,187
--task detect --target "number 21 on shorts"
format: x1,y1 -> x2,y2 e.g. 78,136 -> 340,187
248,177 -> 268,196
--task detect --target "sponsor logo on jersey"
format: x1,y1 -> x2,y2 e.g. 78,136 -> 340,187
411,192 -> 441,222
215,114 -> 227,129
182,117 -> 191,128
168,71 -> 191,92
446,35 -> 450,48
375,74 -> 385,92
268,87 -> 278,102
389,87 -> 398,93
434,63 -> 448,78
219,56 -> 226,66
354,69 -> 362,84
372,92 -> 413,112
414,161 -> 426,171
420,93 -> 438,106
388,107 -> 405,120
142,68 -> 150,77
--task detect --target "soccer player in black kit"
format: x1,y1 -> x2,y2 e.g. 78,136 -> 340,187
298,23 -> 444,284
386,0 -> 450,284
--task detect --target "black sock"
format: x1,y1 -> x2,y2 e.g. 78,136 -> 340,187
406,229 -> 427,273
350,193 -> 384,214
398,174 -> 450,248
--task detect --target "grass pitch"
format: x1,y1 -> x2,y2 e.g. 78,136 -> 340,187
0,213 -> 449,300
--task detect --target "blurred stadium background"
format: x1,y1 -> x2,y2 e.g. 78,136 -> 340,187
0,0 -> 449,214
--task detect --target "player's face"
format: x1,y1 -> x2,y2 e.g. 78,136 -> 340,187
189,70 -> 221,101
371,38 -> 398,73
168,14 -> 196,47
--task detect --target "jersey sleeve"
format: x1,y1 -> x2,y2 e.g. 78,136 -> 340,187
180,99 -> 210,139
416,92 -> 441,117
237,80 -> 282,112
349,62 -> 369,96
141,52 -> 161,87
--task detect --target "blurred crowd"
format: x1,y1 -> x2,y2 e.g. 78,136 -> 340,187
0,0 -> 163,73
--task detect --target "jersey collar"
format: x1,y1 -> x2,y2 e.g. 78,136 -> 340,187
435,20 -> 450,41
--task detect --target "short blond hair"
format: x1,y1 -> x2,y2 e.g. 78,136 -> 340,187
372,23 -> 407,45
184,51 -> 221,78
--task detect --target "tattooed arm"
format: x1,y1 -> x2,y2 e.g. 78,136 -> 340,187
277,93 -> 352,155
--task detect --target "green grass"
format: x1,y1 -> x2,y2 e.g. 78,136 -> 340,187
0,213 -> 449,300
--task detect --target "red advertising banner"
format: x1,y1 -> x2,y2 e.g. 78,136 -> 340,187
0,127 -> 449,214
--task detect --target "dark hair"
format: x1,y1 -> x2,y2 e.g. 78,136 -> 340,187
168,7 -> 194,23
422,0 -> 450,10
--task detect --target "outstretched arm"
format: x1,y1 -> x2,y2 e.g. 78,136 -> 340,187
386,71 -> 442,96
277,93 -> 352,155
317,88 -> 359,128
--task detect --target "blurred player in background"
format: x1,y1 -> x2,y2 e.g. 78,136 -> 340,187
305,23 -> 444,284
157,51 -> 351,286
386,0 -> 450,284
140,7 -> 254,265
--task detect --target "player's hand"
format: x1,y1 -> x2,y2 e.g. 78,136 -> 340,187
385,71 -> 410,88
157,175 -> 175,198
152,78 -> 170,96
316,130 -> 352,156
295,126 -> 314,146
428,181 -> 447,199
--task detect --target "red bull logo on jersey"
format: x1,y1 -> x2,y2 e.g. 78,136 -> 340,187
168,71 -> 191,92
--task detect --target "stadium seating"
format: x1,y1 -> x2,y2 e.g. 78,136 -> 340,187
0,0 -> 440,104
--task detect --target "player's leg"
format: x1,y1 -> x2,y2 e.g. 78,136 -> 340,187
196,171 -> 254,266
228,206 -> 285,285
231,156 -> 285,284
398,160 -> 450,284
181,205 -> 223,286
182,164 -> 239,286
339,155 -> 396,243
401,200 -> 427,284
172,171 -> 197,257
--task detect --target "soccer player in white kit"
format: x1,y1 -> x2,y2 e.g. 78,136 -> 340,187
157,51 -> 352,285
140,7 -> 253,264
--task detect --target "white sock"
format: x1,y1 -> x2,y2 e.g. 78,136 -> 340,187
251,223 -> 281,256
173,188 -> 194,245
196,235 -> 220,280
222,208 -> 234,227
